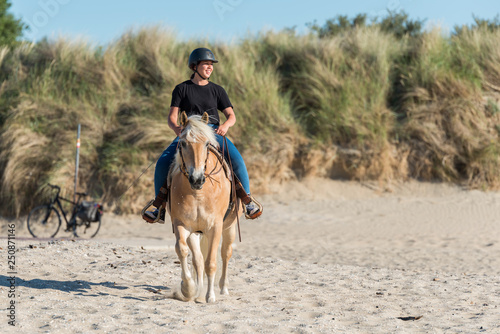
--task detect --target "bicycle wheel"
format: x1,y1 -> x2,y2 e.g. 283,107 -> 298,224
27,205 -> 61,238
73,215 -> 101,239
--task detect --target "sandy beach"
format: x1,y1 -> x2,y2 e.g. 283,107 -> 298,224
1,178 -> 499,333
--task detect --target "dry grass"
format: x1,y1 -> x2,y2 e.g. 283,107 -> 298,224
396,28 -> 500,189
1,26 -> 500,216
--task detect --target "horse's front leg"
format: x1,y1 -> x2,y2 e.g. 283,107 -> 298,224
187,232 -> 204,298
205,224 -> 222,303
175,223 -> 197,300
219,224 -> 236,295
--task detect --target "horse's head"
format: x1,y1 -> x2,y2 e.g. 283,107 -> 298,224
178,111 -> 219,190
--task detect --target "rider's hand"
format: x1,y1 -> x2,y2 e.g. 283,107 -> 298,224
216,123 -> 229,136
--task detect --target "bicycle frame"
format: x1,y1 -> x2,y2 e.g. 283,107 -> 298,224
47,184 -> 85,230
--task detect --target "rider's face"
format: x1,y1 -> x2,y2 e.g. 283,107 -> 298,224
197,61 -> 213,78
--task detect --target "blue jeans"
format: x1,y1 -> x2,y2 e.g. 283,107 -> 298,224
154,128 -> 251,196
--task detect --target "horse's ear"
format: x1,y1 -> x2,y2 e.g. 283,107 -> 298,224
202,112 -> 209,124
180,111 -> 188,127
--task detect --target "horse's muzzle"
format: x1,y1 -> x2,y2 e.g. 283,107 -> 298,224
188,174 -> 205,190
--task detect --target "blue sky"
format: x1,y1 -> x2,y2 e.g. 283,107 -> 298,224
10,0 -> 500,46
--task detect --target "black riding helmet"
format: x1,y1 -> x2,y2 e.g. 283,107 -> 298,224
188,48 -> 218,80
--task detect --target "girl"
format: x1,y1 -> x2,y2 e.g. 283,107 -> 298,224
144,47 -> 261,222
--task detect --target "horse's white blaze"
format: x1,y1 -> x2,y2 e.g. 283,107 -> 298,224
189,166 -> 205,181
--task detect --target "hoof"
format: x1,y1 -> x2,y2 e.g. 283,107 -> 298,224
181,279 -> 196,300
206,293 -> 216,303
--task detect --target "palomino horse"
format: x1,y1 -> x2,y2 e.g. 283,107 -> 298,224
169,111 -> 243,303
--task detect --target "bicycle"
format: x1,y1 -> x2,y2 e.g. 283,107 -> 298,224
27,184 -> 102,239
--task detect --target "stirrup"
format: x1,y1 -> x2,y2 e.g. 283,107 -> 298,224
245,195 -> 263,220
141,199 -> 165,224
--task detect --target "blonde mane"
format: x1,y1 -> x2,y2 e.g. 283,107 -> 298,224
181,115 -> 219,148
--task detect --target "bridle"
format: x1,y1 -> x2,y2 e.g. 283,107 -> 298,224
177,139 -> 226,184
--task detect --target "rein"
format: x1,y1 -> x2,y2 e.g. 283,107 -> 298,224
223,135 -> 242,242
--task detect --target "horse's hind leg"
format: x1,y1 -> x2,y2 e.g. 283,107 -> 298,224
205,224 -> 222,303
187,232 -> 204,298
219,225 -> 236,295
175,224 -> 197,300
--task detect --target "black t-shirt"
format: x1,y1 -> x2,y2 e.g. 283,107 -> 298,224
170,80 -> 233,126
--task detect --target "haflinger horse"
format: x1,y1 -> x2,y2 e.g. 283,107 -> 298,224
169,111 -> 243,303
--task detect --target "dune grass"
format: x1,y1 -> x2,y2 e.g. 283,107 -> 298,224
395,28 -> 500,188
1,26 -> 500,216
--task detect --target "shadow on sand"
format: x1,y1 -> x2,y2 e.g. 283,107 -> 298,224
0,275 -> 171,301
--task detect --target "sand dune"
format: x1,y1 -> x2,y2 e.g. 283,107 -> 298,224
1,178 -> 499,333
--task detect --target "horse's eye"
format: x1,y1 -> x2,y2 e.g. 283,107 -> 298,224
180,141 -> 186,148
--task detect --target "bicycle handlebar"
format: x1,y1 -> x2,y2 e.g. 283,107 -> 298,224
47,184 -> 87,202
47,183 -> 61,198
